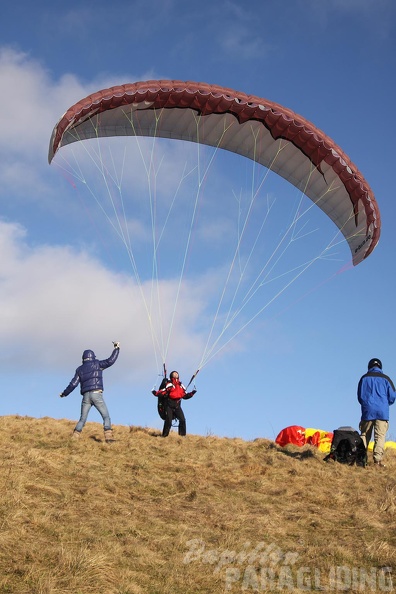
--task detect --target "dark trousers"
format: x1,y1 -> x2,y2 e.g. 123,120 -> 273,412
163,400 -> 186,437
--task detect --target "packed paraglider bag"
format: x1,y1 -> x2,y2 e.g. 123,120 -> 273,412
323,427 -> 367,467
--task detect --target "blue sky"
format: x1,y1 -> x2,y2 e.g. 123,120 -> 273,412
1,0 -> 396,441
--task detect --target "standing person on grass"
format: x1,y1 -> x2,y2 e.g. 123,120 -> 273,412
60,342 -> 120,442
152,370 -> 196,437
357,358 -> 396,468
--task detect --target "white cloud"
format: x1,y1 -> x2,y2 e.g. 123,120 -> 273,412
0,48 -> 83,156
0,219 -> 208,374
0,48 -> 92,211
0,47 -> 145,198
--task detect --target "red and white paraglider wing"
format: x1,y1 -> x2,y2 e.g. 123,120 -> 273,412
49,80 -> 380,265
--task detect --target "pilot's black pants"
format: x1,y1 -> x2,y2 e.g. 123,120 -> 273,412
163,400 -> 186,436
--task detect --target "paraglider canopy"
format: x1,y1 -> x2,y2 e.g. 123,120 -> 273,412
49,79 -> 380,265
275,425 -> 333,453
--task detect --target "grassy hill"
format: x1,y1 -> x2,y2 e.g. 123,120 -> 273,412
0,415 -> 395,594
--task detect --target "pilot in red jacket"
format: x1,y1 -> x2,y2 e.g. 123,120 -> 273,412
153,370 -> 196,437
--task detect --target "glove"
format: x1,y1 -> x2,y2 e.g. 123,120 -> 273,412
113,341 -> 120,349
152,390 -> 157,396
183,389 -> 196,400
59,393 -> 66,398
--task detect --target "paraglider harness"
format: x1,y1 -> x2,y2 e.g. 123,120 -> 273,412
324,427 -> 367,467
157,377 -> 177,425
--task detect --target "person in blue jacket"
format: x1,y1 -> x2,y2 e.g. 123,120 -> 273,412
357,358 -> 396,467
60,341 -> 120,442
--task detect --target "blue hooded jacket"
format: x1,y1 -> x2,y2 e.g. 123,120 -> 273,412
357,365 -> 396,421
62,348 -> 119,396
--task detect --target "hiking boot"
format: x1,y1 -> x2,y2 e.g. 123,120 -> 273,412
72,430 -> 81,439
374,461 -> 386,468
104,429 -> 115,443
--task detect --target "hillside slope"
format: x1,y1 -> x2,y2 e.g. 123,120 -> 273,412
0,415 -> 395,593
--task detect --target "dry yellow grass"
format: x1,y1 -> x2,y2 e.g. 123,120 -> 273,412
0,415 -> 395,593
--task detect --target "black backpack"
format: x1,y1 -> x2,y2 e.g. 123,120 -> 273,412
156,378 -> 179,425
157,377 -> 169,421
324,427 -> 367,467
157,395 -> 168,421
